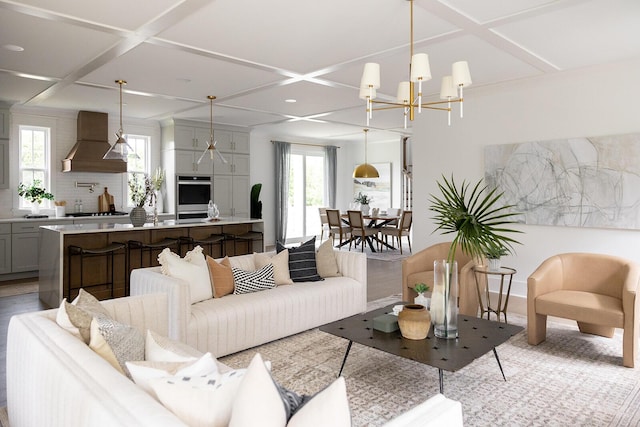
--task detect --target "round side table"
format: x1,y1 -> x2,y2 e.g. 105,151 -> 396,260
472,265 -> 517,323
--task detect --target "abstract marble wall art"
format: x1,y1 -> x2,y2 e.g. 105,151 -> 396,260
484,133 -> 640,229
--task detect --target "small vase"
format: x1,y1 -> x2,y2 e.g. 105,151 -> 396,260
432,260 -> 459,339
488,258 -> 501,271
129,206 -> 147,227
361,203 -> 370,216
398,304 -> 431,340
414,292 -> 430,310
30,202 -> 41,215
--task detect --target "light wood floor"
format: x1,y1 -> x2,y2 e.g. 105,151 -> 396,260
0,258 -> 402,408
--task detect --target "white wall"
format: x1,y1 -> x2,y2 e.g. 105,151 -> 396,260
412,58 -> 640,298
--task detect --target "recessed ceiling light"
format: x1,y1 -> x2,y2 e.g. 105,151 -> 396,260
285,99 -> 297,103
3,44 -> 24,52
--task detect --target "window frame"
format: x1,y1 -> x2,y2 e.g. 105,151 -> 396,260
18,124 -> 52,210
125,134 -> 151,208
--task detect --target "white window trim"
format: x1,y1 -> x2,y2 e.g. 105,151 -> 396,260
12,116 -> 56,213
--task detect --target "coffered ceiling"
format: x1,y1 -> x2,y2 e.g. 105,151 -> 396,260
1,0 -> 639,144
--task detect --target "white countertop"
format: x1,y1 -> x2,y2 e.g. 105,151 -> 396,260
41,217 -> 263,234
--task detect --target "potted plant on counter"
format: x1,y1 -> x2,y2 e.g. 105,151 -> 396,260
128,173 -> 152,226
18,179 -> 54,215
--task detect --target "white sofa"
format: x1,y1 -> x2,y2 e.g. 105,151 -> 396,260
6,293 -> 464,427
130,250 -> 369,357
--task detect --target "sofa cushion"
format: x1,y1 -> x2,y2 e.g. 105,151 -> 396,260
158,246 -> 213,304
277,237 -> 323,282
254,250 -> 294,286
207,256 -> 235,298
287,376 -> 351,427
150,369 -> 247,427
315,239 -> 340,278
56,289 -> 111,343
145,329 -> 201,362
89,316 -> 145,378
229,353 -> 288,427
127,352 -> 218,396
233,264 -> 275,294
535,290 -> 624,327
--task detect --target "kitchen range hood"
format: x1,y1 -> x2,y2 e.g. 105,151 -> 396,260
61,111 -> 127,173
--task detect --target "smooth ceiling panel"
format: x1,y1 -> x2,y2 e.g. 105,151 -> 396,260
494,0 -> 640,70
81,43 -> 284,100
0,9 -> 120,78
12,0 -> 182,30
157,0 -> 457,74
255,119 -> 365,141
225,81 -> 361,118
34,84 -> 198,119
437,0 -> 559,23
173,104 -> 281,129
0,74 -> 55,105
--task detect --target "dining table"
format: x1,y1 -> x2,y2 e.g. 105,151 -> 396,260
338,212 -> 400,252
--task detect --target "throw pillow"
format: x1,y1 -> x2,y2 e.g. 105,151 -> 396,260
254,250 -> 293,286
315,238 -> 341,278
145,330 -> 202,362
89,316 -> 144,378
150,369 -> 247,427
286,376 -> 351,427
232,264 -> 275,294
56,289 -> 111,343
158,246 -> 213,304
127,352 -> 218,396
277,237 -> 323,282
228,353 -> 288,427
206,256 -> 235,298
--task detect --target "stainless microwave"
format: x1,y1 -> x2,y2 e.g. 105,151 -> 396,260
176,175 -> 212,219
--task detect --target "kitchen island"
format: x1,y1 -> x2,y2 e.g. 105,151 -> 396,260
39,217 -> 264,307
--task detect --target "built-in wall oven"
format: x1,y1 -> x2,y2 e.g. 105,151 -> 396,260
176,175 -> 212,220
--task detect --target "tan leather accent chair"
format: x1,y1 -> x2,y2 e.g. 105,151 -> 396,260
527,253 -> 640,368
401,241 -> 478,316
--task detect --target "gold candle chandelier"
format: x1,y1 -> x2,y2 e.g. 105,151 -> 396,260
360,0 -> 472,129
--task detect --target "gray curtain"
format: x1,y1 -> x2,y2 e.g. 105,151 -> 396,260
325,145 -> 337,208
275,141 -> 290,244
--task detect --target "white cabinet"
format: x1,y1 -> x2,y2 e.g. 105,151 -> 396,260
174,125 -> 211,150
0,140 -> 8,189
213,153 -> 249,176
213,175 -> 250,217
0,108 -> 8,189
214,130 -> 250,153
11,222 -> 47,272
0,224 -> 11,275
174,149 -> 212,175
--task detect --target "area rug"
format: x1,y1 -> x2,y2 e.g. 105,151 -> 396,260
336,245 -> 411,262
220,312 -> 640,426
0,282 -> 38,298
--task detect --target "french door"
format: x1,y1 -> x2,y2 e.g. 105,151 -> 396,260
286,149 -> 325,244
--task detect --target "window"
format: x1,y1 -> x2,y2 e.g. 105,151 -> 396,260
286,148 -> 325,243
126,134 -> 150,206
19,125 -> 51,209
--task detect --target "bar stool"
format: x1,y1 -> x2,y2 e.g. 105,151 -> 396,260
67,242 -> 126,301
226,230 -> 264,255
126,238 -> 179,294
179,234 -> 225,258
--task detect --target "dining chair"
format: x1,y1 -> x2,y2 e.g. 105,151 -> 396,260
326,209 -> 351,247
380,210 -> 413,254
347,210 -> 378,252
318,207 -> 330,241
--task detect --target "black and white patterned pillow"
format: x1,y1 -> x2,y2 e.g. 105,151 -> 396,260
232,264 -> 275,294
277,237 -> 323,282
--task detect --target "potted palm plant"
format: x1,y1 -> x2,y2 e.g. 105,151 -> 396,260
429,175 -> 521,338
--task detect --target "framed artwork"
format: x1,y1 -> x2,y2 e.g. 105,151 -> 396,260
353,162 -> 391,209
484,133 -> 640,230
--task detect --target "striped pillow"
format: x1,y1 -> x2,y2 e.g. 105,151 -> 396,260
232,264 -> 275,294
277,237 -> 323,282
